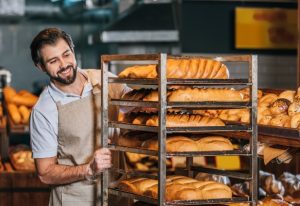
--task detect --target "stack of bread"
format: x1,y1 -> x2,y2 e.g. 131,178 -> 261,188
118,175 -> 232,201
118,133 -> 233,152
256,88 -> 300,129
3,86 -> 38,125
9,145 -> 35,171
119,58 -> 229,79
120,133 -> 233,170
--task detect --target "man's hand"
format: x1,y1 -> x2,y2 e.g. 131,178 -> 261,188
86,148 -> 112,180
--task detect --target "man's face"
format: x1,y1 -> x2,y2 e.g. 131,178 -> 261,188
38,38 -> 77,85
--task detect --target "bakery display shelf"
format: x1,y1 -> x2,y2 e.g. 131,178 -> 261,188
7,116 -> 29,134
108,189 -> 250,206
109,77 -> 251,86
191,166 -> 252,180
223,130 -> 300,148
109,122 -> 251,133
258,125 -> 300,139
110,99 -> 251,109
109,145 -> 251,157
102,53 -> 253,62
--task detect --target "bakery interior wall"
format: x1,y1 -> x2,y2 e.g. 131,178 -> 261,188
0,0 -> 114,93
0,0 -> 297,92
180,0 -> 297,89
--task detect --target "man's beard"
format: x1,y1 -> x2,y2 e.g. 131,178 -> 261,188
48,65 -> 77,85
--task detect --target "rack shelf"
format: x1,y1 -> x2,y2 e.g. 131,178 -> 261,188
109,145 -> 251,157
108,189 -> 251,206
110,99 -> 252,109
109,122 -> 252,133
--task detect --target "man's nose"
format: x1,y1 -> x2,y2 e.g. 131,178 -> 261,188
58,58 -> 68,68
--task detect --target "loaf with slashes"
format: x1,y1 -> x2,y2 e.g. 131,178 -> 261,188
118,176 -> 232,201
122,88 -> 249,102
131,114 -> 225,127
119,58 -> 229,79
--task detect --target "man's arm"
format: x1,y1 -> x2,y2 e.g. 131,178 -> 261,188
35,157 -> 87,185
35,148 -> 111,185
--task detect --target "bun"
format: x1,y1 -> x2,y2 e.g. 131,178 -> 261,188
259,94 -> 278,106
270,98 -> 291,115
278,90 -> 296,102
119,58 -> 229,79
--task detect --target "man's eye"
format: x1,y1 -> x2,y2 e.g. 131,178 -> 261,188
50,60 -> 56,64
64,53 -> 70,57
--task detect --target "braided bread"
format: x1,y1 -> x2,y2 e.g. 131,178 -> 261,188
119,58 -> 229,79
118,176 -> 232,201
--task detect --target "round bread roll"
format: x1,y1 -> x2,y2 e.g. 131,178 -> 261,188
259,94 -> 278,106
278,90 -> 296,103
269,114 -> 290,127
270,98 -> 291,115
291,113 -> 300,128
259,115 -> 273,125
288,101 -> 300,116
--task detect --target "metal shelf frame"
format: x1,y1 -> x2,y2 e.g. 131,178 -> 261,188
101,53 -> 258,206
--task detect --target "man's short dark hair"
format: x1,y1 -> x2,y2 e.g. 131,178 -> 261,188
30,28 -> 75,66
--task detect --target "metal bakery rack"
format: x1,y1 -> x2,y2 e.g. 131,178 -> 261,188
100,54 -> 258,206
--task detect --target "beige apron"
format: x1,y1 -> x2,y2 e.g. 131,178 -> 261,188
49,70 -> 120,206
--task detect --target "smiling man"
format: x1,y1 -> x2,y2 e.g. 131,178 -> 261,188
30,28 -> 130,206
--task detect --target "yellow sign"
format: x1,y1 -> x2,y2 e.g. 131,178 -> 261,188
235,7 -> 297,49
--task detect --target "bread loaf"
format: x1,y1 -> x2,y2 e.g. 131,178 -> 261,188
118,133 -> 233,153
18,105 -> 31,124
12,94 -> 38,107
7,103 -> 22,124
118,176 -> 232,201
123,88 -> 248,102
168,88 -> 248,102
119,58 -> 229,79
143,114 -> 225,127
3,86 -> 17,103
196,136 -> 233,151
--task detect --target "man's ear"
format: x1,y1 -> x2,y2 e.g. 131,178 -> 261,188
36,63 -> 46,72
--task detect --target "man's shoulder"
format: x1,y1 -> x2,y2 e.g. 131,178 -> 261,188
32,86 -> 57,115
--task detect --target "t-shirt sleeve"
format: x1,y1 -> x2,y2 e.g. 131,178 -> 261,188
30,109 -> 58,158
